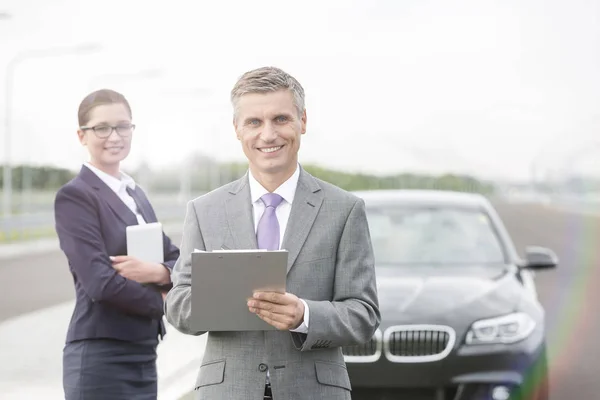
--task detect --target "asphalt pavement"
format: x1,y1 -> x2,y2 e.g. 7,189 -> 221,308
0,230 -> 182,323
1,202 -> 598,399
491,202 -> 599,400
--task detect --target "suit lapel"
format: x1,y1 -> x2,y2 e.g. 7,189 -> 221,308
79,166 -> 138,227
282,168 -> 324,273
129,187 -> 157,223
225,173 -> 258,250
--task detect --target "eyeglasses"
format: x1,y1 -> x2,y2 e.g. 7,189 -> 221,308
81,123 -> 136,138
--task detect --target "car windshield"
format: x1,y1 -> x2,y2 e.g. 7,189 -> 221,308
366,205 -> 506,265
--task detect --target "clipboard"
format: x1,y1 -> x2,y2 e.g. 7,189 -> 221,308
190,249 -> 288,331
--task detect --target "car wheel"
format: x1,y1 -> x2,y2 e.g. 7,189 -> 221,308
512,343 -> 549,400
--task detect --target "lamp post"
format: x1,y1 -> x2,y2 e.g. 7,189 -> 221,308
2,42 -> 102,216
561,140 -> 600,196
158,87 -> 212,203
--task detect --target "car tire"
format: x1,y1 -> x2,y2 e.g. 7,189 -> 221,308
512,343 -> 549,400
535,348 -> 550,400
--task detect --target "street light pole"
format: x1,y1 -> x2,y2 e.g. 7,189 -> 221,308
562,141 -> 600,192
3,60 -> 15,217
0,10 -> 12,216
2,43 -> 102,216
158,87 -> 212,203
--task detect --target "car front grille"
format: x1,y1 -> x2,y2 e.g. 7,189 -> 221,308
384,325 -> 456,362
342,329 -> 382,362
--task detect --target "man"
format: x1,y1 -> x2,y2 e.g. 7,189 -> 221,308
164,66 -> 380,400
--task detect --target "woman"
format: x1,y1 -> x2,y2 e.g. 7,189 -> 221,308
54,89 -> 180,399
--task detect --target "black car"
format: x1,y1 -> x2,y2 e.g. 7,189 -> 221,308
345,190 -> 556,400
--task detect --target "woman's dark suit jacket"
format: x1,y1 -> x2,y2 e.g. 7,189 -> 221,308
54,165 -> 180,343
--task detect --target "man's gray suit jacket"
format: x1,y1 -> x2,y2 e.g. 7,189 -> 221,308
165,167 -> 380,400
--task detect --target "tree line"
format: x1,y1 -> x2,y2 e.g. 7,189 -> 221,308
0,163 -> 497,194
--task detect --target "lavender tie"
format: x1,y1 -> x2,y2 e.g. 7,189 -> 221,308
256,193 -> 284,250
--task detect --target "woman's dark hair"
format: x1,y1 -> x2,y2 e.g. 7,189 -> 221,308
77,89 -> 132,127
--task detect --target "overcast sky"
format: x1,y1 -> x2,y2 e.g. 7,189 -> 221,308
0,0 -> 598,181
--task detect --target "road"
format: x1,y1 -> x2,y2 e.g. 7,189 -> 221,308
491,202 -> 600,399
1,203 -> 598,399
0,231 -> 182,322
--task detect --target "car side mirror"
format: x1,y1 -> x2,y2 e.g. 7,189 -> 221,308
522,246 -> 558,269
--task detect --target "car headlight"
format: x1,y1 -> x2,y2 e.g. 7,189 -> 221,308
465,312 -> 536,345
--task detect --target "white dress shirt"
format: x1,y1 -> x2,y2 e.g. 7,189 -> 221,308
84,162 -> 146,225
247,164 -> 309,334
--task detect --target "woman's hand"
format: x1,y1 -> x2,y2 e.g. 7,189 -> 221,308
110,255 -> 170,285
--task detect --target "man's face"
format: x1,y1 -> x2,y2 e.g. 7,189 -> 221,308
234,89 -> 306,179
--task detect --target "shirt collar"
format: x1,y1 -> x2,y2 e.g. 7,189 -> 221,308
248,163 -> 300,205
84,162 -> 136,193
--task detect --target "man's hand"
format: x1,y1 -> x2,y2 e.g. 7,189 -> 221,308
247,291 -> 305,330
110,255 -> 170,285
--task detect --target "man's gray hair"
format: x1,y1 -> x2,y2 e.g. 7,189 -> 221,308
230,66 -> 305,119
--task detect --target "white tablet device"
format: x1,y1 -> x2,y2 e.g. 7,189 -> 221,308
126,222 -> 164,263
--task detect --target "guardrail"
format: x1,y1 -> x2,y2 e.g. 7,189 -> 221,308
0,197 -> 191,242
1,192 -> 598,242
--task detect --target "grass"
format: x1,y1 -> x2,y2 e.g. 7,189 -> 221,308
0,189 -> 189,244
0,219 -> 183,244
0,190 -> 57,217
0,190 -> 192,217
0,227 -> 57,243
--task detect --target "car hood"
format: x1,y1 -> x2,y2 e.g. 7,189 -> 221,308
375,264 -> 523,327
